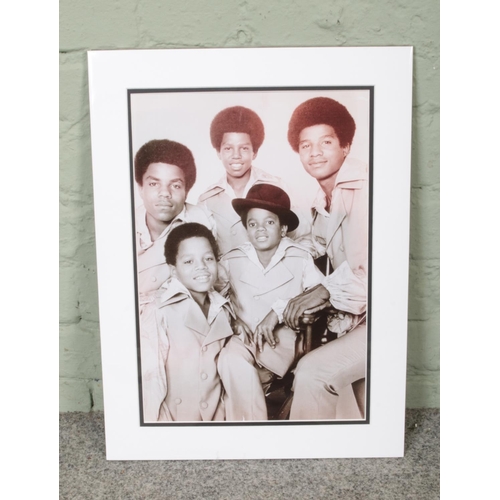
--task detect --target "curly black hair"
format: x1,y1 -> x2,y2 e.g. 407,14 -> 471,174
134,139 -> 196,192
287,97 -> 356,152
164,222 -> 219,265
210,106 -> 265,152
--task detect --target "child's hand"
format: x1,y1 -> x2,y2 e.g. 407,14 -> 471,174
254,310 -> 279,353
232,318 -> 254,346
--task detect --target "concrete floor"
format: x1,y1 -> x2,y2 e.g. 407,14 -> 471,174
60,408 -> 439,499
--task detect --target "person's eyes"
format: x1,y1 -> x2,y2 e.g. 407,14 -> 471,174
323,139 -> 332,145
299,143 -> 310,150
183,259 -> 193,265
172,183 -> 183,190
205,256 -> 215,262
148,182 -> 158,187
248,222 -> 256,228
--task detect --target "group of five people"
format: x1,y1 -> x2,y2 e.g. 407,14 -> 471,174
136,96 -> 369,422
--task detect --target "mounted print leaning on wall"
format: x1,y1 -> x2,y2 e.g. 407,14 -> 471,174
88,47 -> 412,460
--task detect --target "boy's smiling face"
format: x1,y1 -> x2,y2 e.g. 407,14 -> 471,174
298,124 -> 350,182
217,132 -> 256,180
246,208 -> 286,254
171,236 -> 217,299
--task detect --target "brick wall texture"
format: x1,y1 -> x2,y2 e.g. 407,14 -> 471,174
60,0 -> 439,411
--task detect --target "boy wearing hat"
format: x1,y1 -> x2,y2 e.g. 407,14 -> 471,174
134,139 -> 216,301
217,183 -> 324,421
283,96 -> 369,420
198,105 -> 311,255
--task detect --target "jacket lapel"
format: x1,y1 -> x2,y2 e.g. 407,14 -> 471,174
203,306 -> 234,346
326,179 -> 363,248
183,300 -> 210,336
209,194 -> 242,227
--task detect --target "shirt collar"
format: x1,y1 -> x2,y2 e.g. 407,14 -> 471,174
136,204 -> 189,249
312,189 -> 330,216
311,158 -> 368,216
237,237 -> 298,273
214,166 -> 265,200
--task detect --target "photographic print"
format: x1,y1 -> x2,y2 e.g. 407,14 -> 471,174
129,88 -> 372,425
88,47 -> 412,459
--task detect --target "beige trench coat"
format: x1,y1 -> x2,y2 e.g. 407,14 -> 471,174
140,279 -> 234,422
311,157 -> 369,318
219,239 -> 324,377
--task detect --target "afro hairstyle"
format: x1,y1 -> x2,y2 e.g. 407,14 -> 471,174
287,97 -> 356,152
134,139 -> 197,192
210,106 -> 265,153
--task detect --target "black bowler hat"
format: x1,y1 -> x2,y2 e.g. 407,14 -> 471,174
232,183 -> 299,232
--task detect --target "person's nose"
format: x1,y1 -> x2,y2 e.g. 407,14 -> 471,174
311,142 -> 322,156
195,259 -> 208,270
159,184 -> 172,198
232,148 -> 242,158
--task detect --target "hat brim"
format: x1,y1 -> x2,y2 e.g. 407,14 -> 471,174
232,198 -> 300,232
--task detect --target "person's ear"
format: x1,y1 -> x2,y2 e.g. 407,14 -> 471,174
281,225 -> 288,237
342,144 -> 351,158
137,182 -> 144,200
169,264 -> 177,278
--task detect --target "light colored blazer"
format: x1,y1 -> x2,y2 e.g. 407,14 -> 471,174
140,279 -> 234,422
219,239 -> 324,377
311,157 -> 369,317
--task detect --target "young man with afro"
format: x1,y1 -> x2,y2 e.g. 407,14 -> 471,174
283,96 -> 369,420
134,139 -> 215,302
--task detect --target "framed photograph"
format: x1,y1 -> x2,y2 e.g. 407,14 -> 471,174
88,47 -> 413,459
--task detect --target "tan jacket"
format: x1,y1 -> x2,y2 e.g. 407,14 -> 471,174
219,239 -> 324,377
311,157 -> 369,318
140,279 -> 235,422
135,203 -> 216,297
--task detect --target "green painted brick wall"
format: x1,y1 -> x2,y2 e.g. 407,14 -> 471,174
59,0 -> 439,411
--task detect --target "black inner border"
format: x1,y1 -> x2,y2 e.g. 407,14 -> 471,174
127,86 -> 374,427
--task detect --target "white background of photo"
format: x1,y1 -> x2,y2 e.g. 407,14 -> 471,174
88,46 -> 412,460
130,88 -> 370,210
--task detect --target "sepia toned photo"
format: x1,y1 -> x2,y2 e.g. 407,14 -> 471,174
129,89 -> 372,425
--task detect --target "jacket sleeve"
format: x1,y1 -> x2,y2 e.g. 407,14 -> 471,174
323,261 -> 367,315
140,302 -> 171,422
